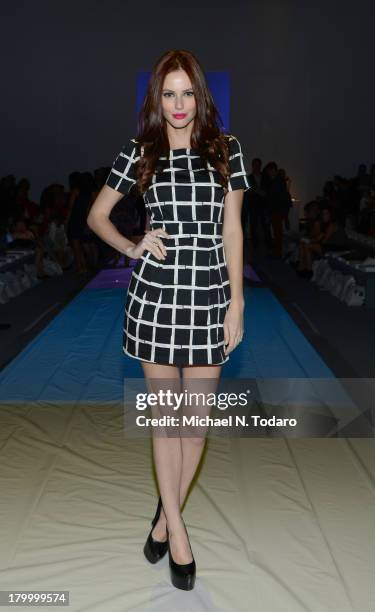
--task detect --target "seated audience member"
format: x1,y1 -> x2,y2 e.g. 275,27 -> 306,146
283,200 -> 319,264
296,206 -> 340,278
45,211 -> 71,269
304,201 -> 322,239
14,178 -> 39,222
8,215 -> 48,279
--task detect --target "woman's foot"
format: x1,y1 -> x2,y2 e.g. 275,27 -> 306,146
167,521 -> 193,565
166,521 -> 196,590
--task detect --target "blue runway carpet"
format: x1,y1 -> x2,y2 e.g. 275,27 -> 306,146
0,282 -> 334,402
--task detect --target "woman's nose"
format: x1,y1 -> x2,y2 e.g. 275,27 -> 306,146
175,98 -> 184,110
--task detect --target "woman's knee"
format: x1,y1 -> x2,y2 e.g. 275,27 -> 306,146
182,436 -> 206,450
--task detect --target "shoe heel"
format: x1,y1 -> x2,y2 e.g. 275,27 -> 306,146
143,496 -> 168,564
151,496 -> 163,527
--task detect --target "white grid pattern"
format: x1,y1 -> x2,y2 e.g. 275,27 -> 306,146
106,135 -> 250,366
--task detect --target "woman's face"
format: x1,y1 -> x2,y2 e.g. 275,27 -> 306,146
161,69 -> 196,130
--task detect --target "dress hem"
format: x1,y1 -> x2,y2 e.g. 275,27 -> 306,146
122,345 -> 229,366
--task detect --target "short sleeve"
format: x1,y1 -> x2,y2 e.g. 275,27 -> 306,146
226,135 -> 251,192
106,138 -> 139,195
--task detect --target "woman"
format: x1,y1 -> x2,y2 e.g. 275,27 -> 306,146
87,49 -> 249,591
297,206 -> 339,278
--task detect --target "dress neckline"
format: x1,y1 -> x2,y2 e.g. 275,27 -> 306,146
170,147 -> 192,152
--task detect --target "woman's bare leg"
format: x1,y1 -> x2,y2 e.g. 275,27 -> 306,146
178,364 -> 222,511
142,362 -> 221,563
145,362 -> 222,562
141,361 -> 194,564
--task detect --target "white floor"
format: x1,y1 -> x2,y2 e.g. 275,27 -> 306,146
0,402 -> 374,611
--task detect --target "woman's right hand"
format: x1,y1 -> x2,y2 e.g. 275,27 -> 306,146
126,228 -> 170,261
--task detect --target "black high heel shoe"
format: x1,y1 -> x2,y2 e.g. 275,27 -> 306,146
143,496 -> 168,564
166,523 -> 196,591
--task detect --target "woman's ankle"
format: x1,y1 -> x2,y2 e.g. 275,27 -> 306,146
166,516 -> 188,536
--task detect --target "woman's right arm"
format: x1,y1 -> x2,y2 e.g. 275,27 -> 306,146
87,185 -> 137,256
87,185 -> 169,260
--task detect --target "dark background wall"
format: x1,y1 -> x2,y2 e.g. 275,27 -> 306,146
1,0 -> 374,204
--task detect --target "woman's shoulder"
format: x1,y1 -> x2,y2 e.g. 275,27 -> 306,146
120,137 -> 141,152
224,132 -> 246,143
222,133 -> 239,145
130,137 -> 144,157
221,133 -> 244,156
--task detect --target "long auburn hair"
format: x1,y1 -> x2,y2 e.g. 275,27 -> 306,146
134,49 -> 231,194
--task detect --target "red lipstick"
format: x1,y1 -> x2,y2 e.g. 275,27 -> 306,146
173,113 -> 187,119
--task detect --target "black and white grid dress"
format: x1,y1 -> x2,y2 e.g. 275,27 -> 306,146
106,134 -> 250,366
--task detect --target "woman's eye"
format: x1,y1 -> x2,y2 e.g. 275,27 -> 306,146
163,92 -> 194,97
